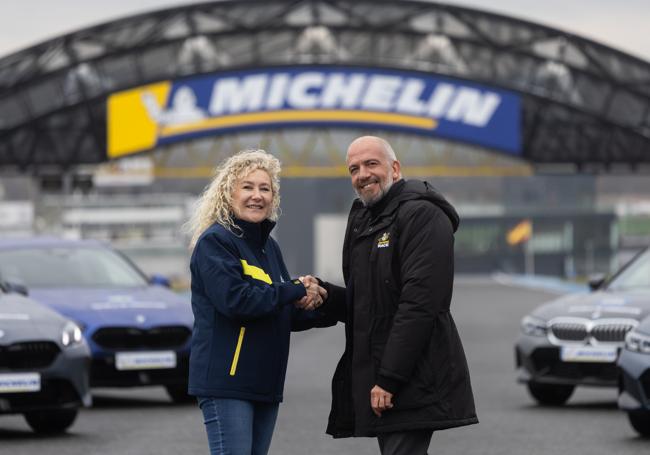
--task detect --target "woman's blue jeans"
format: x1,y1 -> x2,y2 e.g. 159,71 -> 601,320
197,397 -> 279,455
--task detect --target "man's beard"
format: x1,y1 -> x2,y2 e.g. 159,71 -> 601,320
355,174 -> 394,207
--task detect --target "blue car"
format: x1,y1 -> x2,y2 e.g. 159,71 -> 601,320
0,238 -> 193,402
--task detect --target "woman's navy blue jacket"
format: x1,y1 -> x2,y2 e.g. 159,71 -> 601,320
188,218 -> 333,402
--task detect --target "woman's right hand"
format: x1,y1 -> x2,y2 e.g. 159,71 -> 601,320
296,275 -> 327,310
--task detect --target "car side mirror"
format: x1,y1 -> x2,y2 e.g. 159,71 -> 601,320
587,274 -> 606,291
149,274 -> 171,288
3,281 -> 29,296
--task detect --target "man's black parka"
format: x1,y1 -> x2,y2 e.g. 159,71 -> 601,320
321,179 -> 478,437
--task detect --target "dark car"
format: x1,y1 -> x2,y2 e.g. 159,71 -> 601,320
0,238 -> 194,403
515,248 -> 650,405
619,315 -> 650,436
0,280 -> 91,433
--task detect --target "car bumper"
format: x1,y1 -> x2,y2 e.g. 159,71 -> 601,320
617,349 -> 650,412
515,335 -> 619,387
90,351 -> 189,387
0,343 -> 91,414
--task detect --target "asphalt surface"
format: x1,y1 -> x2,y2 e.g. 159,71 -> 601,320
1,279 -> 648,454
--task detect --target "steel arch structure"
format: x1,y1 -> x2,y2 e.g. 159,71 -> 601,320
1,0 -> 649,172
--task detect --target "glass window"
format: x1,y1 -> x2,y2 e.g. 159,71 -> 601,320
0,246 -> 147,288
455,223 -> 500,255
608,250 -> 650,291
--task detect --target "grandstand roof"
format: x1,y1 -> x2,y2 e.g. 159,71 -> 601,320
1,0 -> 649,172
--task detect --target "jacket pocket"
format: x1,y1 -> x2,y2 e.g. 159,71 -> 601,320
390,355 -> 441,411
412,318 -> 448,397
375,319 -> 444,410
229,318 -> 278,395
229,326 -> 246,376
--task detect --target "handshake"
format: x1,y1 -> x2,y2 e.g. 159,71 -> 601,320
295,275 -> 327,311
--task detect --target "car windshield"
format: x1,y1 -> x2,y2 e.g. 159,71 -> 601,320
0,246 -> 148,288
607,249 -> 650,292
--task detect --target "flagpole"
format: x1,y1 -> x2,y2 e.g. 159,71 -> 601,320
524,227 -> 534,275
507,219 -> 533,275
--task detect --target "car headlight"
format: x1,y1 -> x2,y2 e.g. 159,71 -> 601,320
625,330 -> 650,354
521,316 -> 548,337
61,321 -> 84,347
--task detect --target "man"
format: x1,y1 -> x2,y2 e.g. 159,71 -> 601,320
315,136 -> 477,454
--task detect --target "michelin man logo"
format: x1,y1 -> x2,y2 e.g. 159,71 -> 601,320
142,86 -> 206,126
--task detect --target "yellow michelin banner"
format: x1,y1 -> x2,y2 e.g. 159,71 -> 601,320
106,66 -> 520,159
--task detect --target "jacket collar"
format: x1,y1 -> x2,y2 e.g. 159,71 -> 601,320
233,217 -> 276,247
367,178 -> 406,219
349,178 -> 460,233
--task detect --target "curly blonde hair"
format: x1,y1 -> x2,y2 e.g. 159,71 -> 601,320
185,149 -> 281,248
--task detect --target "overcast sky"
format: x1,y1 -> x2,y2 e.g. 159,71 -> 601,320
1,0 -> 649,61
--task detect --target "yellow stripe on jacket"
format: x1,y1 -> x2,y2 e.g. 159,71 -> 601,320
240,259 -> 272,284
229,326 -> 246,376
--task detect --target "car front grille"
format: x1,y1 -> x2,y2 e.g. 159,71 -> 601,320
592,323 -> 636,342
551,323 -> 588,341
0,341 -> 61,369
92,326 -> 191,350
549,319 -> 636,344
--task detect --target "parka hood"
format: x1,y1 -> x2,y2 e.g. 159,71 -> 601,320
364,179 -> 459,233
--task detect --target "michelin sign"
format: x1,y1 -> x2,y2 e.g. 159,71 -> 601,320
108,66 -> 520,158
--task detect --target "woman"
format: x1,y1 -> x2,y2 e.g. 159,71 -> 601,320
185,149 -> 329,455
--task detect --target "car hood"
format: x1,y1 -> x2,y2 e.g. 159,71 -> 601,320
27,286 -> 193,331
634,314 -> 650,335
531,290 -> 650,322
0,293 -> 68,343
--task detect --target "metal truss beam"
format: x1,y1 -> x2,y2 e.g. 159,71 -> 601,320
1,0 -> 649,172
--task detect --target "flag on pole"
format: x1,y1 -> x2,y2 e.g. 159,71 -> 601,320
507,219 -> 532,245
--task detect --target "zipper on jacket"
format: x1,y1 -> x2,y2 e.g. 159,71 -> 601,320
229,326 -> 246,376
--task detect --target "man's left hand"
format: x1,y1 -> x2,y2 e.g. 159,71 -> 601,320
370,385 -> 393,417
